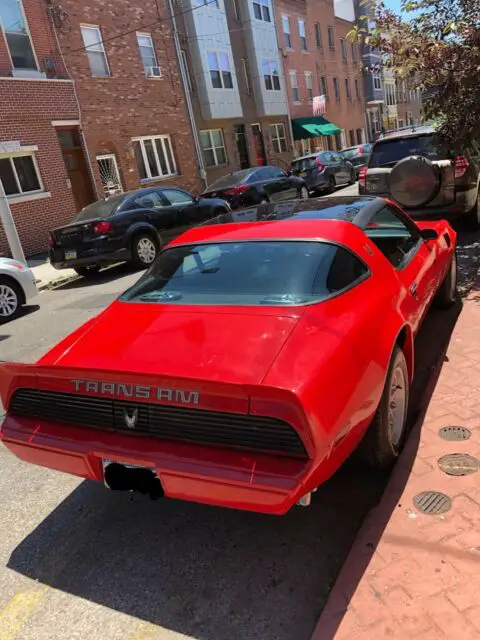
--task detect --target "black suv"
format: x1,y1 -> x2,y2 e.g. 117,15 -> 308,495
358,126 -> 480,229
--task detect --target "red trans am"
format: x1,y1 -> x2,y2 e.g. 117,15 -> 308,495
0,197 -> 457,515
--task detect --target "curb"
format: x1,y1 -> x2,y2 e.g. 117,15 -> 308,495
37,274 -> 79,292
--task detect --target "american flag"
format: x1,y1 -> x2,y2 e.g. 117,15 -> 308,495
312,94 -> 326,116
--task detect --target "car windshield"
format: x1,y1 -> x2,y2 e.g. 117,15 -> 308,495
207,169 -> 254,190
291,156 -> 317,172
369,134 -> 447,168
120,240 -> 368,307
72,194 -> 125,222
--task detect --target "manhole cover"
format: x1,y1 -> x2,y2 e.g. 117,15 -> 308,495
413,491 -> 452,515
438,453 -> 479,476
438,426 -> 471,441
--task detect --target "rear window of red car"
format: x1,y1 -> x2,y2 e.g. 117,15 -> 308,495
121,241 -> 369,306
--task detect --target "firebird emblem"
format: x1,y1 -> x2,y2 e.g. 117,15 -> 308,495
123,408 -> 139,429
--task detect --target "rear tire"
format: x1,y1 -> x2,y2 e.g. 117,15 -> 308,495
348,170 -> 355,185
0,276 -> 23,324
434,251 -> 458,309
74,265 -> 101,278
464,190 -> 480,231
131,233 -> 159,269
356,346 -> 409,470
327,176 -> 336,194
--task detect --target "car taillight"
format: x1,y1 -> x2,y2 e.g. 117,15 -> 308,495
358,166 -> 368,187
315,158 -> 325,172
224,185 -> 249,196
93,221 -> 112,234
454,155 -> 469,179
358,146 -> 364,153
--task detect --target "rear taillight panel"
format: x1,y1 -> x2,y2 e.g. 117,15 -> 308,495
315,158 -> 325,172
358,166 -> 368,187
224,185 -> 249,196
93,221 -> 112,235
454,155 -> 469,179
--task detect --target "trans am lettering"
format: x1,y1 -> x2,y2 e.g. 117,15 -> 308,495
70,379 -> 199,405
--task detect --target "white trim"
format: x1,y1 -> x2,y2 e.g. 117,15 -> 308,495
132,135 -> 177,179
136,32 -> 159,77
80,25 -> 111,77
51,120 -> 80,127
199,128 -> 227,167
0,145 -> 38,156
0,0 -> 40,73
7,191 -> 52,205
0,76 -> 73,83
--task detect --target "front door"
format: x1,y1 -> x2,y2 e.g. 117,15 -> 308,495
234,125 -> 250,169
251,123 -> 267,166
57,128 -> 95,212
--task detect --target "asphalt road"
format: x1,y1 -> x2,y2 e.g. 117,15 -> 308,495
0,184 -> 479,640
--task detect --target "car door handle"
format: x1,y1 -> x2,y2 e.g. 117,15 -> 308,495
410,282 -> 418,296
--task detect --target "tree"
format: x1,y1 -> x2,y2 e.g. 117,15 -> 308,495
351,0 -> 480,151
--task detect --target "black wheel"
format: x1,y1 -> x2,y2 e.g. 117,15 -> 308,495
131,233 -> 159,269
0,276 -> 23,324
348,170 -> 355,185
434,251 -> 458,309
74,265 -> 101,278
356,346 -> 409,470
464,190 -> 480,231
259,197 -> 269,205
327,176 -> 336,194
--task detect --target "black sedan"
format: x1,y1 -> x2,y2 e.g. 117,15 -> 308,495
201,166 -> 309,210
341,143 -> 373,178
49,187 -> 230,277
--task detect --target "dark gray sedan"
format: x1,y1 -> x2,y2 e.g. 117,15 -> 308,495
290,151 -> 356,195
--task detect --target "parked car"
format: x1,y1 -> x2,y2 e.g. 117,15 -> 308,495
358,125 -> 480,229
201,166 -> 308,209
49,187 -> 231,277
0,257 -> 38,324
290,150 -> 356,194
341,143 -> 373,178
0,195 -> 457,514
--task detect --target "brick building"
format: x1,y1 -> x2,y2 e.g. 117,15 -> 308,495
0,0 -> 81,256
276,0 -> 366,156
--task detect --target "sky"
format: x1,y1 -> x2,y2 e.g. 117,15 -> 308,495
383,0 -> 403,12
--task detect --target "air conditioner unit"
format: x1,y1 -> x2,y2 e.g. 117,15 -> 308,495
145,66 -> 161,78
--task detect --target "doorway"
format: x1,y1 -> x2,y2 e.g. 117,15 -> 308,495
96,154 -> 123,196
234,124 -> 250,169
56,128 -> 95,211
251,123 -> 266,166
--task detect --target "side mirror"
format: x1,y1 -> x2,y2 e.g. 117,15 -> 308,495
420,228 -> 438,241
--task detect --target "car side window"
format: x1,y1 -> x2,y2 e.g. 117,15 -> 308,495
255,168 -> 274,181
245,170 -> 260,183
365,206 -> 421,269
269,167 -> 286,179
331,152 -> 342,162
312,245 -> 368,294
132,192 -> 165,210
322,152 -> 334,164
161,189 -> 194,205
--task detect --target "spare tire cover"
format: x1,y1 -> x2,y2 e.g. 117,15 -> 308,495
389,155 -> 441,208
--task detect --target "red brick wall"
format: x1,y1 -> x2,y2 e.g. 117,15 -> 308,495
54,0 -> 202,196
0,79 -> 79,257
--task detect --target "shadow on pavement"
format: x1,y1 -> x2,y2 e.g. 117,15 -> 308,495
52,263 -> 144,292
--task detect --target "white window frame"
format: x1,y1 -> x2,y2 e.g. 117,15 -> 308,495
373,73 -> 381,90
80,25 -> 111,77
241,57 -> 251,94
300,138 -> 311,156
262,59 -> 280,91
136,32 -> 159,77
298,19 -> 307,51
180,49 -> 193,91
305,71 -> 313,102
270,123 -> 287,154
200,129 -> 227,167
253,0 -> 271,22
289,70 -> 300,103
132,135 -> 177,180
282,15 -> 292,49
0,0 -> 39,72
0,151 -> 44,199
207,50 -> 233,89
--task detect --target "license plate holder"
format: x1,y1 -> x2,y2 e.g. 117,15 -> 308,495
65,249 -> 77,260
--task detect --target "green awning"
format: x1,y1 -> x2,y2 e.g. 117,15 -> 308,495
291,116 -> 341,140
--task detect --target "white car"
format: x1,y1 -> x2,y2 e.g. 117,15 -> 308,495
0,258 -> 38,324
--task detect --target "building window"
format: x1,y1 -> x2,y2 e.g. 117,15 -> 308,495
351,42 -> 356,61
80,25 -> 110,76
301,138 -> 311,156
315,23 -> 322,48
349,130 -> 355,146
282,16 -> 292,49
290,71 -> 300,102
373,73 -> 382,90
305,72 -> 313,102
207,51 -> 233,89
0,153 -> 42,197
194,0 -> 219,7
133,135 -> 176,180
253,0 -> 271,22
0,0 -> 37,70
345,78 -> 351,100
333,76 -> 339,100
398,118 -> 404,128
298,19 -> 307,51
356,129 -> 363,144
355,78 -> 360,99
262,59 -> 280,91
180,49 -> 193,91
241,57 -> 251,94
200,129 -> 227,167
340,39 -> 347,61
136,33 -> 160,76
270,124 -> 287,153
327,26 -> 335,49
320,75 -> 328,97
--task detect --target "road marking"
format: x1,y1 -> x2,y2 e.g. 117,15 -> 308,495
0,588 -> 46,640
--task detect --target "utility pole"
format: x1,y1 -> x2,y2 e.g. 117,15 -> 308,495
0,179 -> 26,263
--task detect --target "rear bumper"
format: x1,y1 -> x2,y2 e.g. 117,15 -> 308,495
50,247 -> 131,270
0,415 -> 311,515
358,190 -> 474,220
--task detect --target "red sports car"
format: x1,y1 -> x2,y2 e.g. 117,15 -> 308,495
0,196 -> 457,515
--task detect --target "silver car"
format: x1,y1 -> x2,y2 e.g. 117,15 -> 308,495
0,258 -> 38,323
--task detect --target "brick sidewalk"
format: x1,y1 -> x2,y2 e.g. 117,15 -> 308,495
312,291 -> 480,640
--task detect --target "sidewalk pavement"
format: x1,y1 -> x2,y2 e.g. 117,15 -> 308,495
312,289 -> 480,639
27,254 -> 77,291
